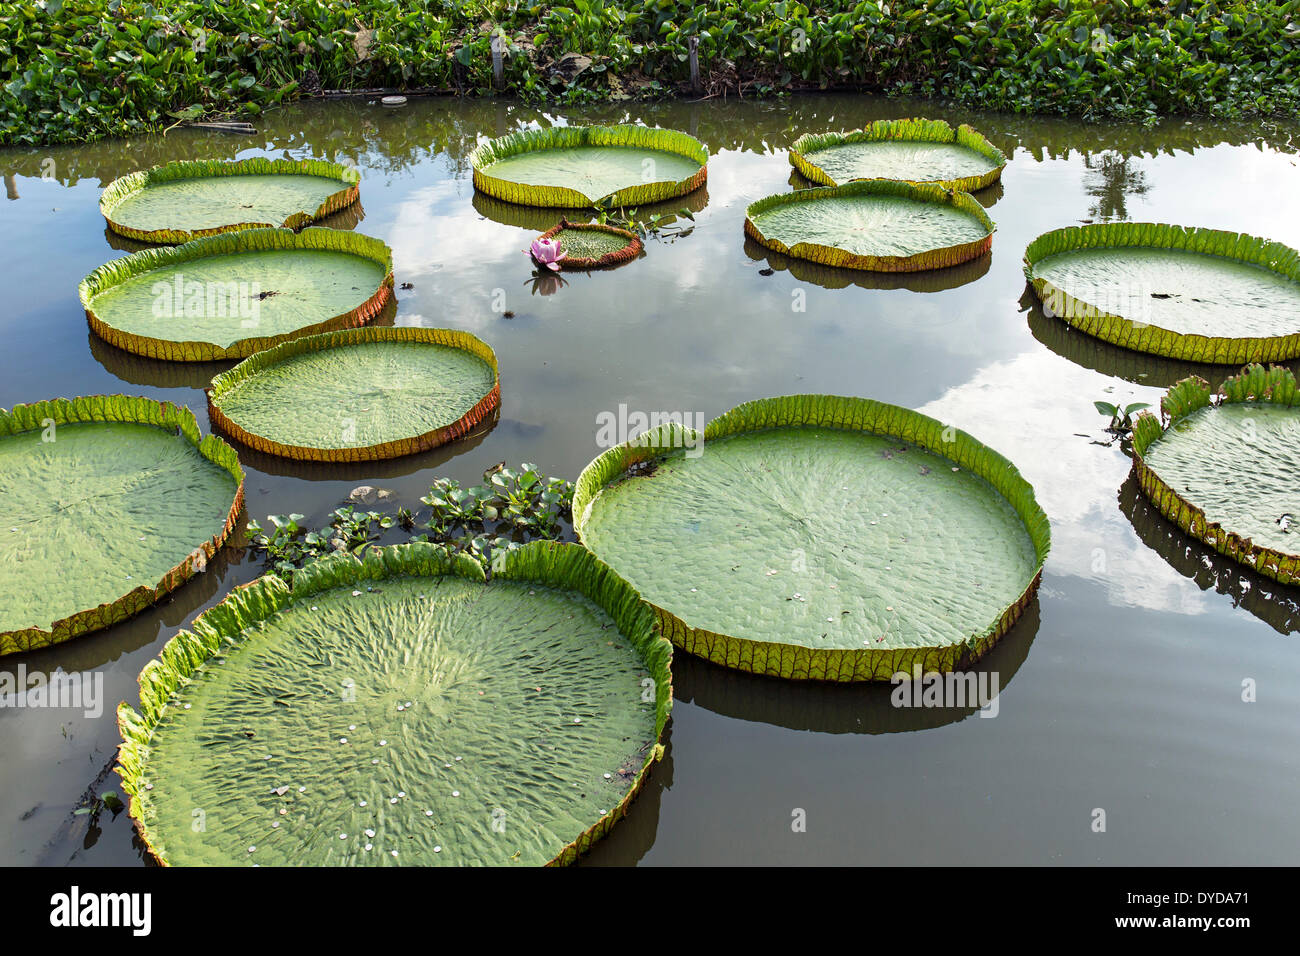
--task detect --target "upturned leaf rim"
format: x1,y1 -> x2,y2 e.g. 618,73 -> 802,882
536,219 -> 643,270
744,179 -> 996,273
469,124 -> 709,209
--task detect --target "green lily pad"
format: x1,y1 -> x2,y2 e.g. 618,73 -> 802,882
470,125 -> 708,208
1025,223 -> 1300,363
1132,365 -> 1300,585
80,228 -> 394,362
573,395 -> 1049,681
101,158 -> 361,244
790,119 -> 1007,191
0,396 -> 244,656
207,326 -> 500,462
116,542 -> 672,866
745,180 -> 995,273
536,219 -> 642,270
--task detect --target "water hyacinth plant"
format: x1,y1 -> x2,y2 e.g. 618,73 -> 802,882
5,1 -> 1298,147
246,462 -> 574,580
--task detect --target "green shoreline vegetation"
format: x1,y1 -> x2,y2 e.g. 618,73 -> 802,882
3,0 -> 1298,147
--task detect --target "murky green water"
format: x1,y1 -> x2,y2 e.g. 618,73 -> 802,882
3,95 -> 1300,865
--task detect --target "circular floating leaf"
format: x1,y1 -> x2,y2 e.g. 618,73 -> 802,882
0,396 -> 244,656
207,326 -> 500,462
573,395 -> 1050,681
101,158 -> 361,244
1024,223 -> 1300,364
116,541 -> 672,866
470,125 -> 708,208
790,118 -> 1007,192
1131,365 -> 1300,586
536,219 -> 642,270
745,180 -> 995,273
80,228 -> 394,362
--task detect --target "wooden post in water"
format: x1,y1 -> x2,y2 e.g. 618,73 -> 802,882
688,36 -> 701,94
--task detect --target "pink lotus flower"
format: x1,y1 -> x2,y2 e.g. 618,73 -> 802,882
529,237 -> 566,272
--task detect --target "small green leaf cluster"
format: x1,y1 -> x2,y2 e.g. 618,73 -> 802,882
246,462 -> 574,580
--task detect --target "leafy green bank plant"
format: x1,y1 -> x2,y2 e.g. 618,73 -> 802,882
5,2 -> 1299,147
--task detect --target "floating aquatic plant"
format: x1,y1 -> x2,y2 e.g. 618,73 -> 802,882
80,227 -> 394,362
116,541 -> 672,866
247,463 -> 574,580
470,124 -> 708,208
573,394 -> 1050,681
745,180 -> 995,273
100,158 -> 362,244
789,118 -> 1007,192
207,326 -> 499,463
1131,364 -> 1300,586
530,220 -> 641,270
1025,223 -> 1300,364
0,396 -> 244,656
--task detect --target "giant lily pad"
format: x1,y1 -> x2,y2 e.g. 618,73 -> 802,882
470,125 -> 708,208
534,219 -> 642,270
1132,365 -> 1300,586
1025,223 -> 1300,364
101,158 -> 361,244
207,326 -> 500,462
0,396 -> 244,656
80,228 -> 394,362
116,541 -> 672,866
790,118 -> 1007,192
573,395 -> 1049,681
745,180 -> 995,273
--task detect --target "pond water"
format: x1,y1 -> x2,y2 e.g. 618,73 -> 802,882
2,94 -> 1299,866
